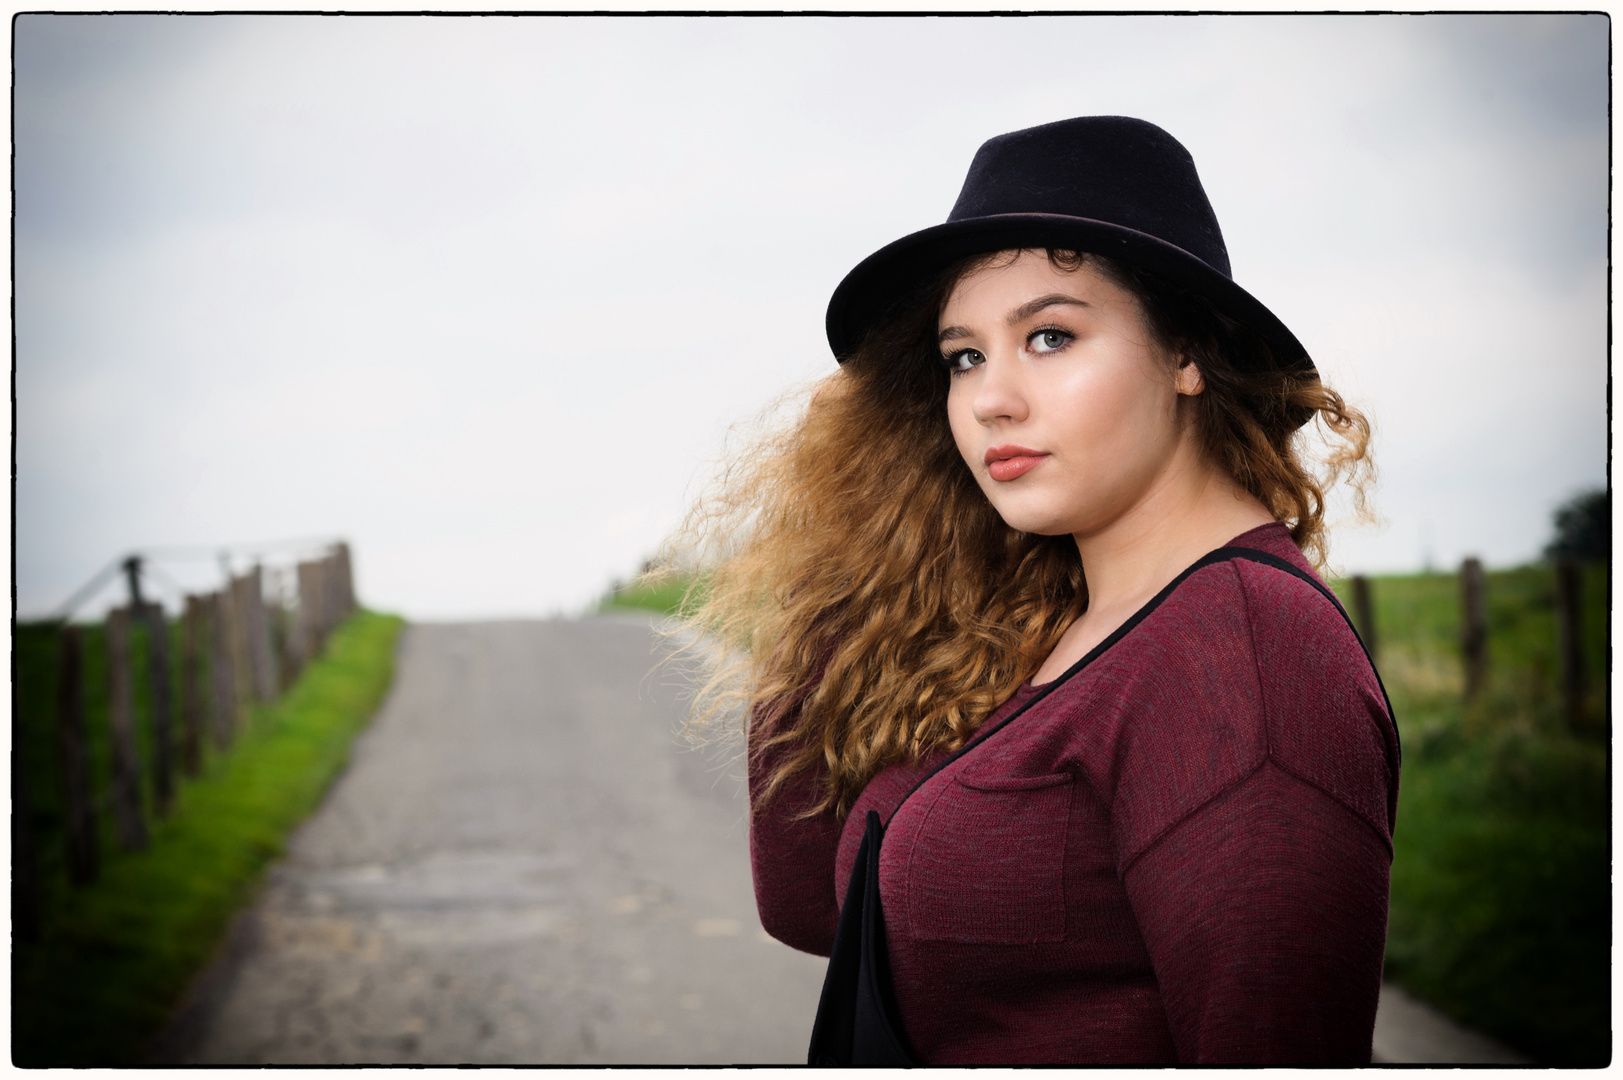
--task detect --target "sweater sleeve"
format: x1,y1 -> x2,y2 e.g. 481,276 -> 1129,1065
1120,763 -> 1390,1063
748,702 -> 842,956
1109,560 -> 1396,1063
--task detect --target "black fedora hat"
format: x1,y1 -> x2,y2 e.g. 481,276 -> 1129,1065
825,115 -> 1311,375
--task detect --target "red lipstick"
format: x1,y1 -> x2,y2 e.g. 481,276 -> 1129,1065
984,444 -> 1048,482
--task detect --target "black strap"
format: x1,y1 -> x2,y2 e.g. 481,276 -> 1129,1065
805,545 -> 1399,1066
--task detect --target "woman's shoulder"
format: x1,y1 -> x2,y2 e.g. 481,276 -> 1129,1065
1032,524 -> 1397,853
1082,523 -> 1330,688
1134,523 -> 1367,681
1214,536 -> 1399,840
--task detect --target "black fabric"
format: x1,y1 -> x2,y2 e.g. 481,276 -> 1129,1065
807,810 -> 916,1066
804,547 -> 1398,1066
824,115 -> 1311,379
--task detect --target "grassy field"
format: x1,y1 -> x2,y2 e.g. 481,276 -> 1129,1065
607,561 -> 1609,1064
12,610 -> 405,1066
599,572 -> 702,618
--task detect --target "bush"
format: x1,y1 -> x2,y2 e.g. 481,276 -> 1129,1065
1545,488 -> 1608,562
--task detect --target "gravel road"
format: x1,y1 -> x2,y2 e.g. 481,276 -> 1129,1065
156,613 -> 1528,1065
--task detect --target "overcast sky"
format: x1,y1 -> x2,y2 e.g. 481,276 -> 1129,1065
16,13 -> 1609,620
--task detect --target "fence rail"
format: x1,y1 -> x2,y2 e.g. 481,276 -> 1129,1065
14,541 -> 360,939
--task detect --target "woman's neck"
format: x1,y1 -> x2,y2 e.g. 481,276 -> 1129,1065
1073,457 -> 1274,615
1028,424 -> 1277,686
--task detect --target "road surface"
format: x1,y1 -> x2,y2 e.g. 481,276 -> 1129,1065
155,614 -> 1528,1065
158,614 -> 826,1064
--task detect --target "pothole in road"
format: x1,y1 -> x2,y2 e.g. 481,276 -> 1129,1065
286,850 -> 578,947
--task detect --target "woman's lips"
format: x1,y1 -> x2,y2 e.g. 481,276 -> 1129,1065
984,445 -> 1049,482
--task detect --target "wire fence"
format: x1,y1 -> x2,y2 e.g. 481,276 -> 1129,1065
13,540 -> 360,940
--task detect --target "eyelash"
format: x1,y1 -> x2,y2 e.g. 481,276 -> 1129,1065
940,326 -> 1075,375
941,348 -> 984,375
1028,325 -> 1073,353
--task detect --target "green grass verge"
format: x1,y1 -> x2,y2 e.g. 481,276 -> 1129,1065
12,610 -> 404,1066
1383,728 -> 1607,1064
1332,563 -> 1608,1065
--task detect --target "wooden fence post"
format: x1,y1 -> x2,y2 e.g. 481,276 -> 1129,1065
288,564 -> 310,671
208,591 -> 239,749
301,557 -> 332,657
296,559 -> 318,663
55,625 -> 99,886
229,571 -> 257,708
123,558 -> 174,816
181,596 -> 206,777
272,599 -> 294,692
142,602 -> 175,816
232,571 -> 259,702
1350,575 -> 1378,660
257,565 -> 281,699
236,566 -> 278,703
333,541 -> 356,616
314,556 -> 332,645
327,553 -> 341,629
105,607 -> 149,850
267,567 -> 300,691
1554,557 -> 1587,727
1460,557 -> 1488,702
225,575 -> 255,725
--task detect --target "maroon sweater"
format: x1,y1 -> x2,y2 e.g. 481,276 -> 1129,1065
749,524 -> 1398,1064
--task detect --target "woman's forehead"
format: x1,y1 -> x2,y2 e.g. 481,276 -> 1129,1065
942,250 -> 1123,320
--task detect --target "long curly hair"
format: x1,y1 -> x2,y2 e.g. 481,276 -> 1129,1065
662,249 -> 1373,819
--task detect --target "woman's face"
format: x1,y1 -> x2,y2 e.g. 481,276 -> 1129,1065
941,250 -> 1200,539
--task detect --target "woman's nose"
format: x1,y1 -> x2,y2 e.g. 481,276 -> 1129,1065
972,352 -> 1029,425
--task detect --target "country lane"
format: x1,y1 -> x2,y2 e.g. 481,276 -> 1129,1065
156,613 -> 826,1065
153,613 -> 1526,1065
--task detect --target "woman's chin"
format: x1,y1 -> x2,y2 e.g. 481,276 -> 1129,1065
988,502 -> 1083,539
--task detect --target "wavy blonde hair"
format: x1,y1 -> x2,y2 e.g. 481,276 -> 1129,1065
662,250 -> 1373,819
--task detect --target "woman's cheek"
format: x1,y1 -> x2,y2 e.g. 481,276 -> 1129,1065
946,394 -> 981,472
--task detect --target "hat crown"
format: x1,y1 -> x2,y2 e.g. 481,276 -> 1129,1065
946,116 -> 1232,279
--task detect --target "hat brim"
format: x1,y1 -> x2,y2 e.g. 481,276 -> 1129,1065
825,213 -> 1311,375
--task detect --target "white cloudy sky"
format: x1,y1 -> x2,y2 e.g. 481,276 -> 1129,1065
15,13 -> 1609,620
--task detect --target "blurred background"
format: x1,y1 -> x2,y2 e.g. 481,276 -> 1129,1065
16,13 -> 1608,620
12,11 -> 1610,1068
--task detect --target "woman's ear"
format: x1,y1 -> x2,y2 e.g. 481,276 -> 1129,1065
1175,356 -> 1205,396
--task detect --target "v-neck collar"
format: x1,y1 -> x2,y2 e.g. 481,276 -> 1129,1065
1027,523 -> 1293,689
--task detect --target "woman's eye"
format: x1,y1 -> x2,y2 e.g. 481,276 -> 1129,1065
1029,329 -> 1072,354
943,348 -> 985,373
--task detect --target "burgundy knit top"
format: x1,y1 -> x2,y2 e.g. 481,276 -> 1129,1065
749,524 -> 1399,1064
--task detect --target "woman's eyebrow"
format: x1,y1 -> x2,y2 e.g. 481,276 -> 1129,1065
938,294 -> 1090,344
1008,294 -> 1090,324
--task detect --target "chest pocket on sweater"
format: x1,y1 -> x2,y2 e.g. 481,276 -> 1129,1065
903,769 -> 1073,944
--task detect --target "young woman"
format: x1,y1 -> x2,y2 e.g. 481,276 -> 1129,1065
676,116 -> 1397,1064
